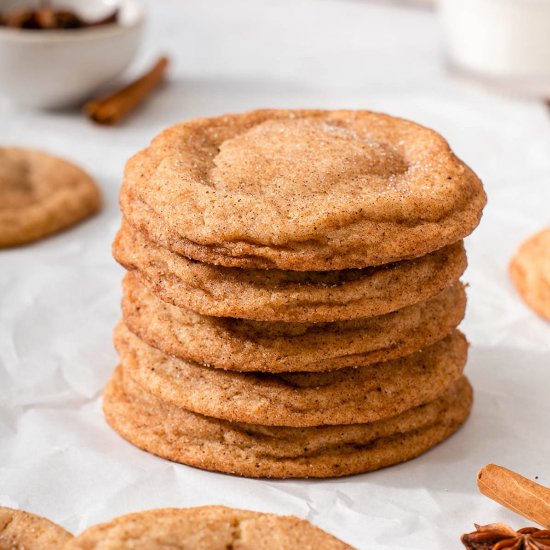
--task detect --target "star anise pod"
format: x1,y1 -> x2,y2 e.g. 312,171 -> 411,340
462,523 -> 550,549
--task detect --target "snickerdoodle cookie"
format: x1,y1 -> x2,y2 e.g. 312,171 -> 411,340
0,148 -> 101,247
120,109 -> 486,271
0,506 -> 73,549
65,506 -> 354,550
509,228 -> 550,321
103,368 -> 473,479
115,323 -> 467,427
121,272 -> 466,372
113,222 -> 467,322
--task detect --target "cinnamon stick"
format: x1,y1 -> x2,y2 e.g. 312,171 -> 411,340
84,56 -> 169,125
477,464 -> 550,529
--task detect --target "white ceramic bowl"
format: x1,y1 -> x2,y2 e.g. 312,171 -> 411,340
0,0 -> 144,108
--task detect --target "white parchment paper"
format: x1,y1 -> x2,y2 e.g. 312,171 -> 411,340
1,1 -> 549,548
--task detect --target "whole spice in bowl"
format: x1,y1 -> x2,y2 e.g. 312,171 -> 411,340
0,2 -> 118,30
0,0 -> 144,108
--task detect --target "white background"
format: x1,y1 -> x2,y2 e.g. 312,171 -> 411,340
1,1 -> 549,548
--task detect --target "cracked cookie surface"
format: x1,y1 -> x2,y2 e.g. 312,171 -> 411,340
120,109 -> 486,270
64,506 -> 354,549
0,148 -> 101,247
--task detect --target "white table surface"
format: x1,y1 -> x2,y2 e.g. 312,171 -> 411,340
1,1 -> 550,548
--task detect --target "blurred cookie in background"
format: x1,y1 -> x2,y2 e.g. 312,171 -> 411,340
510,228 -> 550,321
65,506 -> 355,549
0,148 -> 101,248
0,506 -> 73,549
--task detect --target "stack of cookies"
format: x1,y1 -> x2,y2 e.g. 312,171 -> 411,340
107,109 -> 486,478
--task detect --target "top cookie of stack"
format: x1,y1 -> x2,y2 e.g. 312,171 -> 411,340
120,109 -> 485,272
108,109 -> 486,479
116,109 -> 485,324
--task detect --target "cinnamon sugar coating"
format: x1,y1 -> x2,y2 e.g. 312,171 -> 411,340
103,368 -> 473,479
121,272 -> 466,372
113,222 -> 467,322
115,323 -> 468,427
121,109 -> 486,270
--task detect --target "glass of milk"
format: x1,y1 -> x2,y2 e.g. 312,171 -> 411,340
438,0 -> 550,97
